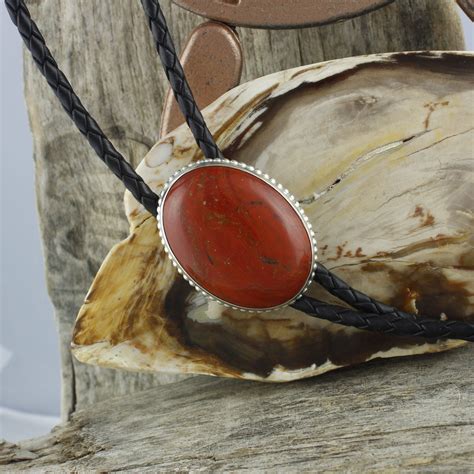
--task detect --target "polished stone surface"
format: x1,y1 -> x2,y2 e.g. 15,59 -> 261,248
162,165 -> 313,309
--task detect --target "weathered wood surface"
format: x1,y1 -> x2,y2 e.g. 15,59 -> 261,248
23,0 -> 465,418
2,345 -> 473,471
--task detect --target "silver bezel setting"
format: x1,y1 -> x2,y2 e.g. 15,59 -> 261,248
157,159 -> 318,312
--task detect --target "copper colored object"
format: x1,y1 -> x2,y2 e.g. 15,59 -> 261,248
160,21 -> 242,136
457,0 -> 474,20
172,0 -> 395,29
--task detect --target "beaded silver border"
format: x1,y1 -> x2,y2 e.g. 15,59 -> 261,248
157,159 -> 318,312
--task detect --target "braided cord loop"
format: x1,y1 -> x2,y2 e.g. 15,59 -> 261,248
314,264 -> 418,321
140,0 -> 223,159
305,264 -> 474,341
5,0 -> 159,216
292,297 -> 474,342
6,0 -> 474,341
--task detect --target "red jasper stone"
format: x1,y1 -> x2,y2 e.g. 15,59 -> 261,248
161,164 -> 313,310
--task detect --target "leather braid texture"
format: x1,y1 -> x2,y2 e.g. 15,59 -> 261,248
7,0 -> 473,342
5,0 -> 160,216
314,263 -> 419,321
140,0 -> 223,159
292,297 -> 474,342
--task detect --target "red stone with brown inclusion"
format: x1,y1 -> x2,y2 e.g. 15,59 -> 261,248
162,164 -> 313,310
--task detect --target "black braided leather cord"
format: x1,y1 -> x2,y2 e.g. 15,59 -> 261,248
5,0 -> 159,216
314,263 -> 417,321
292,297 -> 474,342
306,263 -> 474,340
140,0 -> 223,159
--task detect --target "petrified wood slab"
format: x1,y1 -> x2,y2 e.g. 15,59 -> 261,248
24,0 -> 465,414
71,52 -> 473,382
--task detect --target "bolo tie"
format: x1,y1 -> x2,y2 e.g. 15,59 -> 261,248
6,0 -> 474,343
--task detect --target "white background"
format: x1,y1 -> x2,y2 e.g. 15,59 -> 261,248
1,3 -> 473,442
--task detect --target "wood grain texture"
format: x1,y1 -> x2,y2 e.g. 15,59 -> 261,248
2,345 -> 473,471
23,0 -> 465,418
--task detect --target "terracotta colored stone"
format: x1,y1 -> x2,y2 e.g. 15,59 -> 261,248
161,164 -> 313,310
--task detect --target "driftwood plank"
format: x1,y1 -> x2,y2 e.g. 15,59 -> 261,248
2,345 -> 473,471
23,0 -> 465,418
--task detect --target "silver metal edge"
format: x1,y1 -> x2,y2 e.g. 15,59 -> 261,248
157,158 -> 318,312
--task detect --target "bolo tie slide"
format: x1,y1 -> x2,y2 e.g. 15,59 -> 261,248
6,0 -> 474,342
